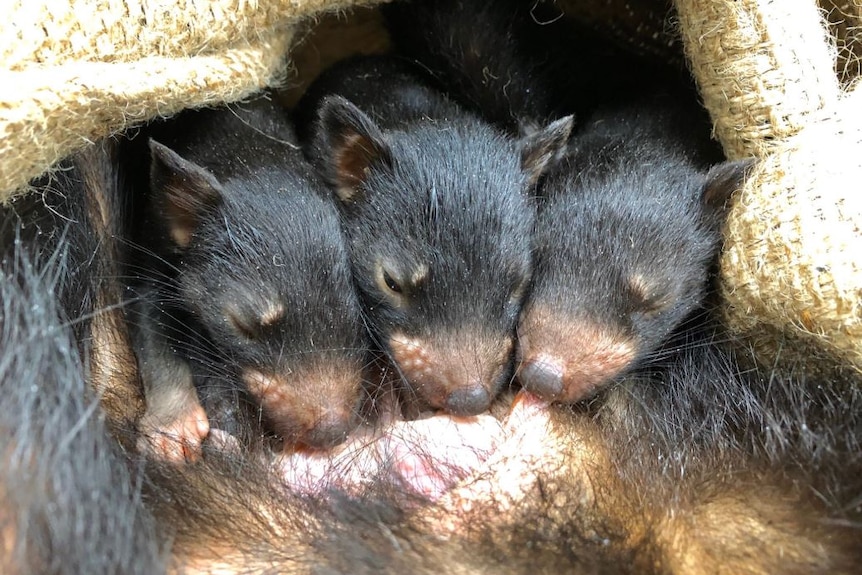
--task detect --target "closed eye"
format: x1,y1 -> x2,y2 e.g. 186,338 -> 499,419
636,294 -> 669,317
628,274 -> 670,317
504,274 -> 531,322
510,273 -> 531,305
224,301 -> 284,340
226,310 -> 259,340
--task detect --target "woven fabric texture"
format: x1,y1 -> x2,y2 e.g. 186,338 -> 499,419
677,0 -> 862,372
0,0 -> 378,201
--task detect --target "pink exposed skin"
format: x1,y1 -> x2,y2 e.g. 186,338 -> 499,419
516,304 -> 637,403
387,330 -> 514,415
415,391 -> 571,536
177,392 -> 566,575
210,391 -> 554,504
275,411 -> 505,500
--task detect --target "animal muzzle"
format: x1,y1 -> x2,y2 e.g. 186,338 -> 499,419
387,330 -> 514,416
516,307 -> 637,404
242,363 -> 363,451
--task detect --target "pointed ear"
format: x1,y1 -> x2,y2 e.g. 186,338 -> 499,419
314,96 -> 392,203
149,139 -> 224,248
701,158 -> 756,212
518,115 -> 574,187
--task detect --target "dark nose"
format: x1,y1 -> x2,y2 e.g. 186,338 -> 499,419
302,413 -> 355,450
445,385 -> 491,416
518,358 -> 564,401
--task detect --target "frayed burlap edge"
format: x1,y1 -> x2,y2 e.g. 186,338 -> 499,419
0,33 -> 293,202
675,0 -> 840,160
0,0 -> 382,203
819,0 -> 862,86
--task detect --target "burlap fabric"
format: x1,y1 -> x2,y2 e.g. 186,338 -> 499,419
820,0 -> 862,86
676,0 -> 862,373
2,0 -> 861,374
0,0 -> 378,202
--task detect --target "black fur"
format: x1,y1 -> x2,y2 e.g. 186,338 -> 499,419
297,55 -> 572,415
2,9 -> 859,570
130,97 -> 369,453
516,98 -> 748,402
1,143 -> 861,574
382,0 -> 686,130
384,0 -> 742,403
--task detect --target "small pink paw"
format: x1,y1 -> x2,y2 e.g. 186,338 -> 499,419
138,402 -> 210,463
